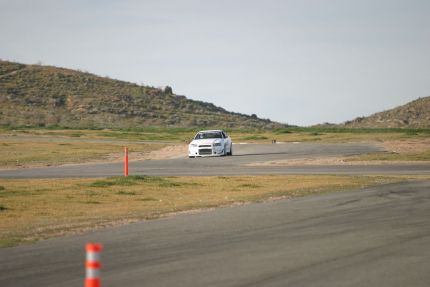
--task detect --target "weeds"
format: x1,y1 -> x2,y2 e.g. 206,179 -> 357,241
117,191 -> 137,195
87,176 -> 171,188
138,197 -> 158,202
240,135 -> 269,140
88,181 -> 116,188
239,184 -> 261,188
85,201 -> 101,204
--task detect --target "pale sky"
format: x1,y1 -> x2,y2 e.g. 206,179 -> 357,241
1,0 -> 429,126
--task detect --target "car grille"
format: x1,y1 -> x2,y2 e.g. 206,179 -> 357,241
199,145 -> 211,148
199,149 -> 212,155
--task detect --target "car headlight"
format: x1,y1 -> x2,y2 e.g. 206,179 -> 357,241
190,143 -> 198,147
213,143 -> 222,147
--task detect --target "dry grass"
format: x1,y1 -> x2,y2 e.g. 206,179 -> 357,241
233,131 -> 429,144
2,127 -> 429,145
0,140 -> 165,168
0,175 -> 424,247
0,128 -> 195,142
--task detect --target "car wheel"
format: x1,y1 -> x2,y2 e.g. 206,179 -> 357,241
189,156 -> 195,158
228,144 -> 233,156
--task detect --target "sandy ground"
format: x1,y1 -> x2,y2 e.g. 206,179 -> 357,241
60,144 -> 188,166
246,139 -> 430,167
379,138 -> 430,153
127,144 -> 187,161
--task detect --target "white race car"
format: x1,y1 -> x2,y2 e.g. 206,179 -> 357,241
188,130 -> 233,158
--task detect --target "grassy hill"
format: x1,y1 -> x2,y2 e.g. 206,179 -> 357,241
0,60 -> 286,129
342,96 -> 430,128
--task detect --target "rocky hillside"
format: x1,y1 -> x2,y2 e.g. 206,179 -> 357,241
0,60 -> 286,129
342,96 -> 430,128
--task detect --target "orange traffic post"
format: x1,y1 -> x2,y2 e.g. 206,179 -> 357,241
85,243 -> 102,287
124,147 -> 129,177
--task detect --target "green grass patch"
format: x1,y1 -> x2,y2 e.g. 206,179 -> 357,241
240,135 -> 269,140
0,238 -> 23,248
87,176 -> 172,188
87,180 -> 116,188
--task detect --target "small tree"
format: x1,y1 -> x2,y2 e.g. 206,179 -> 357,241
163,86 -> 173,94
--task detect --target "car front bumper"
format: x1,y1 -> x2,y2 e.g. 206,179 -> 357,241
189,145 -> 224,157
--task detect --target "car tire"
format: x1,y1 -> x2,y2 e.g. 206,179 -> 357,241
228,145 -> 233,156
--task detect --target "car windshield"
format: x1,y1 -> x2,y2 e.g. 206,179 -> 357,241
195,132 -> 223,139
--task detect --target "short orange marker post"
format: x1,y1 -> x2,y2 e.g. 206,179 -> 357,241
85,243 -> 102,287
124,147 -> 129,177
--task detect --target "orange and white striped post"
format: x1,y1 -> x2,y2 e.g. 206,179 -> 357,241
124,147 -> 129,177
85,243 -> 102,287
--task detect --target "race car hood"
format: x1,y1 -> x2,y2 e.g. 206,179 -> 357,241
190,139 -> 222,146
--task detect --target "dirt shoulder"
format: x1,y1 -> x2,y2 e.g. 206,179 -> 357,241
246,139 -> 430,167
128,144 -> 187,161
63,144 -> 187,167
245,157 -> 430,167
378,138 -> 430,153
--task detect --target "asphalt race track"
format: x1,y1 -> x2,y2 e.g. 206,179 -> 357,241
1,181 -> 430,287
1,143 -> 430,178
1,143 -> 430,286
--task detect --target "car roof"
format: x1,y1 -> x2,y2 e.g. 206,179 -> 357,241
197,130 -> 224,133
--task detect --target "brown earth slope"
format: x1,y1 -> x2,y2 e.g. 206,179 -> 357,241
343,96 -> 430,128
0,60 -> 286,129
